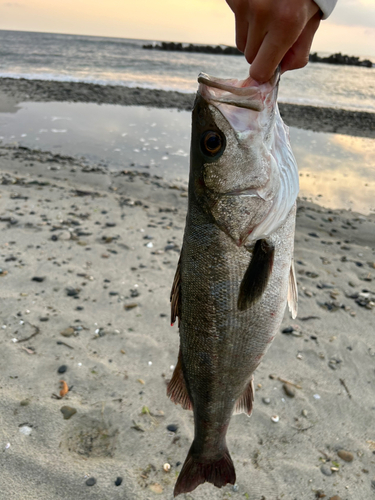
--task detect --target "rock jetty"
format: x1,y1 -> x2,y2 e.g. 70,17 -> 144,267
309,52 -> 373,68
143,43 -> 374,68
143,41 -> 242,55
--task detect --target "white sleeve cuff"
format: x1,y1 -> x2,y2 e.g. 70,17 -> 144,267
314,0 -> 338,19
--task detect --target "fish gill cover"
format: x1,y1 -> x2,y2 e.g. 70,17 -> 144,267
197,71 -> 299,241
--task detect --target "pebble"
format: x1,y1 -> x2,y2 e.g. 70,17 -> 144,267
317,282 -> 335,289
57,365 -> 67,374
301,409 -> 308,418
328,357 -> 342,370
32,276 -> 45,282
60,327 -> 75,337
60,406 -> 77,420
149,483 -> 163,494
337,449 -> 354,462
114,477 -> 123,486
85,477 -> 96,486
66,286 -> 80,297
282,326 -> 294,334
320,464 -> 332,476
315,490 -> 325,498
167,424 -> 178,432
20,399 -> 30,406
283,383 -> 296,398
306,271 -> 319,278
262,397 -> 271,405
19,425 -> 32,436
124,303 -> 138,310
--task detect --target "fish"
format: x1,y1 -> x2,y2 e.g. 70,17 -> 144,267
168,70 -> 299,496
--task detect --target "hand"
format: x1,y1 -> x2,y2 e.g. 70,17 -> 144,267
226,0 -> 322,83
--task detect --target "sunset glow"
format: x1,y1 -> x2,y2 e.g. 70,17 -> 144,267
0,0 -> 374,57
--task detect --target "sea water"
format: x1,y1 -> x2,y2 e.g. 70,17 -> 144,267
0,102 -> 374,214
0,30 -> 374,113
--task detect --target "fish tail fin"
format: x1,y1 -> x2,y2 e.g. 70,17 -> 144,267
174,442 -> 236,497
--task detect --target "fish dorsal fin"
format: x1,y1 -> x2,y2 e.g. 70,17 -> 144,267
167,349 -> 193,411
170,253 -> 182,326
233,376 -> 254,416
288,259 -> 298,319
237,239 -> 275,311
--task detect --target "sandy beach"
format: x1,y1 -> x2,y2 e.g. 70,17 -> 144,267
1,82 -> 375,500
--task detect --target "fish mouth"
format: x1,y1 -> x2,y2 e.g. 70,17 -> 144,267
197,70 -> 279,112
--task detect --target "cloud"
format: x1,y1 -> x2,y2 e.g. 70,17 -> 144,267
2,1 -> 25,6
329,0 -> 375,29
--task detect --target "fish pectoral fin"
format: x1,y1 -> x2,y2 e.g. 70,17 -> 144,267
287,258 -> 298,319
167,349 -> 193,411
170,252 -> 182,326
237,239 -> 275,311
233,375 -> 254,416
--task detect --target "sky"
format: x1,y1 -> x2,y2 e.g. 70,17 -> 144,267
0,0 -> 374,57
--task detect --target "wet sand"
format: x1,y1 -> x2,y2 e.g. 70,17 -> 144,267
0,77 -> 375,138
1,140 -> 375,499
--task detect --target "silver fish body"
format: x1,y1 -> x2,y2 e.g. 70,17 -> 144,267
168,72 -> 299,496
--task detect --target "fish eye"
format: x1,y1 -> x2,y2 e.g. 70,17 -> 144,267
200,131 -> 225,158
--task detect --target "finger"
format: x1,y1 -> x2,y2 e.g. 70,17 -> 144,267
248,1 -> 321,83
281,11 -> 321,73
226,0 -> 251,52
249,29 -> 296,83
235,17 -> 249,53
243,16 -> 268,64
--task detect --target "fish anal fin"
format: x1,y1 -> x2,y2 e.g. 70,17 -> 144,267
167,350 -> 193,411
288,259 -> 298,319
170,252 -> 182,326
234,376 -> 254,416
174,441 -> 235,496
238,239 -> 275,311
